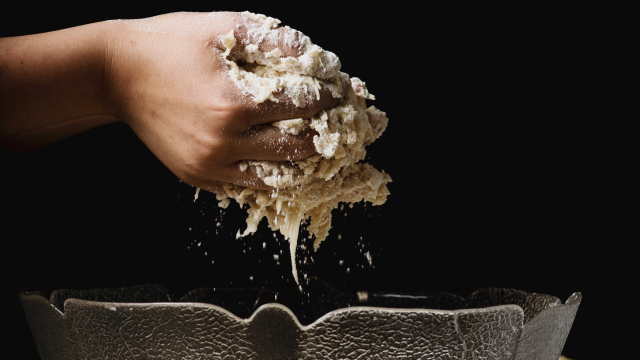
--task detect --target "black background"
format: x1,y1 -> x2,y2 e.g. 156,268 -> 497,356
1,4 -> 633,359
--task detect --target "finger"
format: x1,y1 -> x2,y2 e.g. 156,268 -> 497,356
222,163 -> 276,190
240,83 -> 343,127
215,76 -> 346,130
228,13 -> 305,58
196,181 -> 226,196
214,12 -> 348,127
233,125 -> 318,162
227,13 -> 341,80
192,163 -> 275,191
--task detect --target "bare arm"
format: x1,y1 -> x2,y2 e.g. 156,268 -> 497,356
0,22 -> 117,153
0,12 -> 342,192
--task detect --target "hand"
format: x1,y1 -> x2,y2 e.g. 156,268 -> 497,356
104,12 -> 342,192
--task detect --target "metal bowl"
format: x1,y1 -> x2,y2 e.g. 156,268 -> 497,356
20,279 -> 580,359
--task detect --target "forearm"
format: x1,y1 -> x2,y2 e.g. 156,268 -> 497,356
0,21 -> 117,152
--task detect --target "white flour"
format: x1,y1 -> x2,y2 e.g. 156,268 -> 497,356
217,12 -> 391,283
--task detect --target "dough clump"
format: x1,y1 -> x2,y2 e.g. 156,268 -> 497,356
216,12 -> 391,283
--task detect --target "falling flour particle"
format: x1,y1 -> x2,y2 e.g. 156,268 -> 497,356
365,251 -> 373,267
215,12 -> 391,284
194,187 -> 201,202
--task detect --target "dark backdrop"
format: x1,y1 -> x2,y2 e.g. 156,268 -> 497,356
2,4 -> 632,359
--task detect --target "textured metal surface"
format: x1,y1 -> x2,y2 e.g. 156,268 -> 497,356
514,292 -> 582,360
20,283 -> 581,360
50,284 -> 173,312
19,292 -> 76,360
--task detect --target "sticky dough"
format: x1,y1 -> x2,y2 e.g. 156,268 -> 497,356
216,12 -> 391,284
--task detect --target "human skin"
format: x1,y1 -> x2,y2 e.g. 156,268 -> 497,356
0,12 -> 342,192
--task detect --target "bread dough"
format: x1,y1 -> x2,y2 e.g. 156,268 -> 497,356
217,12 -> 391,283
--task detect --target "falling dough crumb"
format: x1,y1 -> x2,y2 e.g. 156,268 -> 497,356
217,198 -> 230,209
216,12 -> 391,284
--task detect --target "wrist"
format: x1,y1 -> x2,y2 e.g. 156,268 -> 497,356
100,19 -> 150,127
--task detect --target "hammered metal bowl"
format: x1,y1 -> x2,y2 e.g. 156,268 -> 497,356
20,279 -> 580,360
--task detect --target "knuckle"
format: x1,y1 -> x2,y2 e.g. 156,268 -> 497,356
193,132 -> 230,161
177,134 -> 231,182
211,97 -> 254,130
